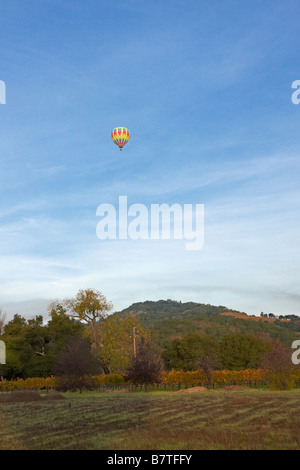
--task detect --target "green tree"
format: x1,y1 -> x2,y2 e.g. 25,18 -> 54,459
219,333 -> 270,370
163,333 -> 220,371
2,314 -> 32,378
2,310 -> 87,379
44,306 -> 86,376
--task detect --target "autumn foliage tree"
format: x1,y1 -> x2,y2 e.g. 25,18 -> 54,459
49,289 -> 113,373
98,314 -> 150,374
49,289 -> 149,375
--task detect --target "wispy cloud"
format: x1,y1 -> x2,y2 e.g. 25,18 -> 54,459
0,0 -> 299,319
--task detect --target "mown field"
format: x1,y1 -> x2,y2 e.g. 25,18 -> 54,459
0,388 -> 300,450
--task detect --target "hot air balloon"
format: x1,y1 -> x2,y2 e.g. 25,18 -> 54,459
111,127 -> 130,151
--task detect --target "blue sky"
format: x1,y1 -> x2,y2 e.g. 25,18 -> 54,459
0,0 -> 300,320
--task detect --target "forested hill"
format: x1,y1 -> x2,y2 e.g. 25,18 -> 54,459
116,299 -> 234,326
115,299 -> 300,348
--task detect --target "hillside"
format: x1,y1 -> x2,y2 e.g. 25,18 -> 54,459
219,311 -> 291,323
115,300 -> 300,349
116,299 -> 234,325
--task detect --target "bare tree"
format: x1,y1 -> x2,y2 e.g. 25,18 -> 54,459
198,354 -> 218,387
126,338 -> 163,391
54,337 -> 101,392
0,308 -> 6,336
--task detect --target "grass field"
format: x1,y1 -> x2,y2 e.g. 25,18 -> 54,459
0,388 -> 299,450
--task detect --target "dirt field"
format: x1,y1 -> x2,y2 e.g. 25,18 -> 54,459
0,388 -> 299,450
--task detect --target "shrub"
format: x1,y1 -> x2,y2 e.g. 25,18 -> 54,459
55,374 -> 97,393
94,373 -> 125,385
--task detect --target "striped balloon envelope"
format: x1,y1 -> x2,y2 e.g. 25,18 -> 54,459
111,127 -> 130,150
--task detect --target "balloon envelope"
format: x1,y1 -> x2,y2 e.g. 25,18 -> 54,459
111,127 -> 130,150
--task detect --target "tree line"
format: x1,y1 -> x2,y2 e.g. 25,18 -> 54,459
0,289 -> 298,389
